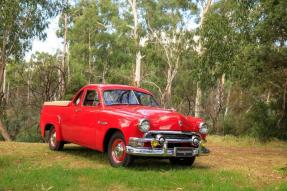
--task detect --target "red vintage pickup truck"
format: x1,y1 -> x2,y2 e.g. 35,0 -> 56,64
40,84 -> 209,167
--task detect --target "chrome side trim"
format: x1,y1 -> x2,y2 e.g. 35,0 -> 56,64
144,130 -> 200,137
146,130 -> 193,135
129,137 -> 196,143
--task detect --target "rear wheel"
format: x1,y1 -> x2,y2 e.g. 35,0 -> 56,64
48,127 -> 64,151
169,157 -> 196,166
108,132 -> 133,167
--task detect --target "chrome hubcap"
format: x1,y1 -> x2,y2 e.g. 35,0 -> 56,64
50,131 -> 56,147
111,138 -> 126,163
113,143 -> 124,158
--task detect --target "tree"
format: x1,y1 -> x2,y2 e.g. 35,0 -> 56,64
139,0 -> 198,106
199,0 -> 287,136
194,0 -> 212,117
128,0 -> 143,87
0,0 -> 59,140
67,0 -> 133,86
60,0 -> 69,98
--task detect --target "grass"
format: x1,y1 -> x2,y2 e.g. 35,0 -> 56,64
0,136 -> 286,191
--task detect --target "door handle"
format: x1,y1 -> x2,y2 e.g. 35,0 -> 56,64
98,121 -> 108,125
75,109 -> 82,113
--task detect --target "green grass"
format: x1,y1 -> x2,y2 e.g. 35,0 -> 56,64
0,138 -> 286,191
0,157 -> 253,191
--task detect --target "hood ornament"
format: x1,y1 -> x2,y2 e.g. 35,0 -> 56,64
178,120 -> 183,127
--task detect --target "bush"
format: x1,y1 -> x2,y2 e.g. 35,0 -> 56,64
223,101 -> 280,142
15,125 -> 43,142
245,101 -> 277,142
3,109 -> 43,142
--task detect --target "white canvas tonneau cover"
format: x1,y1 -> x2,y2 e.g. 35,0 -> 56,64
43,101 -> 70,106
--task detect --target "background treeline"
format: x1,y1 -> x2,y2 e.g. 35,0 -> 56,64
0,0 -> 286,142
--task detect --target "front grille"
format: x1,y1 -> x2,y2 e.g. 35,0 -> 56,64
144,131 -> 200,148
161,134 -> 191,139
168,143 -> 194,149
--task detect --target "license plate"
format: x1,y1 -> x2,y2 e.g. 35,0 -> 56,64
175,147 -> 195,157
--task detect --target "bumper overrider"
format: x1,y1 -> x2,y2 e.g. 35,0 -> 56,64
126,131 -> 209,157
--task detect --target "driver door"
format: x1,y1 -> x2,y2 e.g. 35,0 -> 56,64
61,90 -> 84,144
72,89 -> 100,149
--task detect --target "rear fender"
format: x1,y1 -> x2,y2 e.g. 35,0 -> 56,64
42,115 -> 63,142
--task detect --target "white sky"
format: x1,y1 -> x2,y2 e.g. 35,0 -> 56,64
25,16 -> 62,61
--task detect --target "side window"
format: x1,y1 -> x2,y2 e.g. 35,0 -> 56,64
73,91 -> 83,106
83,90 -> 99,106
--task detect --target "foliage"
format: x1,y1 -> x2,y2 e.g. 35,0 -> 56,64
0,0 -> 61,141
0,0 -> 60,58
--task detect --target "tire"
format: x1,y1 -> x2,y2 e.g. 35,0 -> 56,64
48,127 -> 64,151
108,132 -> 133,167
169,156 -> 196,166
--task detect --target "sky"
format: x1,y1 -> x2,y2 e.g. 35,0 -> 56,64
25,16 -> 62,61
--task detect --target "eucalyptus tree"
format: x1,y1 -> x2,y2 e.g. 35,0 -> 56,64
137,0 -> 198,106
0,0 -> 59,140
128,0 -> 143,87
68,0 -> 133,86
199,0 -> 287,137
198,0 -> 238,131
194,0 -> 212,117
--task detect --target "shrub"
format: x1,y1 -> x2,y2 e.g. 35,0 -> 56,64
223,101 -> 280,142
15,125 -> 43,142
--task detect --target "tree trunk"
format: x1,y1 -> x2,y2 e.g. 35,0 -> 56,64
0,55 -> 11,141
88,30 -> 91,84
214,73 -> 225,134
0,118 -> 11,141
194,83 -> 202,117
0,57 -> 5,99
27,78 -> 30,104
129,0 -> 142,87
3,67 -> 6,97
67,44 -> 70,83
101,62 -> 108,83
134,50 -> 142,87
224,86 -> 231,117
61,0 -> 68,97
6,81 -> 9,103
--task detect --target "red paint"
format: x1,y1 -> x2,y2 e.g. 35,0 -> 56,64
40,84 -> 207,152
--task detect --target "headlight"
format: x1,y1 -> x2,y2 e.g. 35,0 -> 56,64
138,119 -> 150,133
199,122 -> 208,134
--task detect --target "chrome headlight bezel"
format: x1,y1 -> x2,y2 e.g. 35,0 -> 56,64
138,119 -> 150,133
199,122 -> 208,134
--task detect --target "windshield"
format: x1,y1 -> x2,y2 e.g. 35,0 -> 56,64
103,90 -> 159,106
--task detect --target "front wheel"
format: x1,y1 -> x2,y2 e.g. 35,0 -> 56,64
108,132 -> 133,167
169,156 -> 196,166
48,127 -> 64,151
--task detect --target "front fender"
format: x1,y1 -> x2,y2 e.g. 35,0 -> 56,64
96,111 -> 143,152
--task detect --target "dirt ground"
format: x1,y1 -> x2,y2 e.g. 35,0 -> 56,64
197,138 -> 287,187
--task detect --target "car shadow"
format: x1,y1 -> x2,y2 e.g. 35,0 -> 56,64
62,144 -> 108,162
129,158 -> 210,171
62,144 -> 210,170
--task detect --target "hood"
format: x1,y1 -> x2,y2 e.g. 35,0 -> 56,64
107,105 -> 198,131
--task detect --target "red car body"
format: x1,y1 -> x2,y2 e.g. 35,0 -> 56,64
40,84 -> 208,167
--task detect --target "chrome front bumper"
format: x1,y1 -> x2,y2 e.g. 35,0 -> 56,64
126,134 -> 207,157
126,145 -> 199,157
